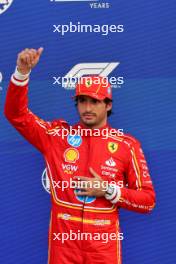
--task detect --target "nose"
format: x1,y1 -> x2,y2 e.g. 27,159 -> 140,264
85,101 -> 93,112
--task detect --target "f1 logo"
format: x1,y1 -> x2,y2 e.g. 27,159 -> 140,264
63,62 -> 120,88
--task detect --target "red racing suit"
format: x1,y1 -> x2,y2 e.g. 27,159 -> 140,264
4,74 -> 156,264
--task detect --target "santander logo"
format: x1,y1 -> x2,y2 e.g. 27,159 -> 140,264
105,157 -> 116,167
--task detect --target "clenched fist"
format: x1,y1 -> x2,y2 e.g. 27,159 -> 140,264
17,47 -> 44,75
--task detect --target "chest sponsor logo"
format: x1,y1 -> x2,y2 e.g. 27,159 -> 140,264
108,142 -> 118,153
67,134 -> 82,147
101,165 -> 118,173
101,157 -> 118,177
105,157 -> 116,167
102,170 -> 116,178
62,163 -> 78,174
74,189 -> 96,203
64,148 -> 79,163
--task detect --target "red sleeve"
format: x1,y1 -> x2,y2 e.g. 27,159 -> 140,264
117,137 -> 156,213
4,77 -> 53,153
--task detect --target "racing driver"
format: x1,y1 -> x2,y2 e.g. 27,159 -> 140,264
4,47 -> 156,264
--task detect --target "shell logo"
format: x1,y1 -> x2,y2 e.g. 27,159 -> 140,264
64,148 -> 79,163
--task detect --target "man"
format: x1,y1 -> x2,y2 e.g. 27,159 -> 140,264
4,48 -> 156,264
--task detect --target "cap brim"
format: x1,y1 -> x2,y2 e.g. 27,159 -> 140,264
71,93 -> 106,100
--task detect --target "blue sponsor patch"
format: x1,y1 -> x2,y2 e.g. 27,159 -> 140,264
74,189 -> 96,204
67,134 -> 82,147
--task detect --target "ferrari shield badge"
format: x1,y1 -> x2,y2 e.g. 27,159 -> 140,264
108,142 -> 118,153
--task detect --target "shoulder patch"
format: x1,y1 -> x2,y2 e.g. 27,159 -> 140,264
122,134 -> 141,149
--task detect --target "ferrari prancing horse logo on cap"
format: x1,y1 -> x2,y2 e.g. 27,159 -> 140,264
108,142 -> 118,153
85,79 -> 93,88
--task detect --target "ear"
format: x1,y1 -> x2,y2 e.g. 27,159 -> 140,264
106,101 -> 112,112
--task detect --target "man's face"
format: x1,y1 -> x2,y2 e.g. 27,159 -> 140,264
77,95 -> 112,128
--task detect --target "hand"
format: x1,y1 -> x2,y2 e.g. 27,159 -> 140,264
17,47 -> 44,75
74,167 -> 106,197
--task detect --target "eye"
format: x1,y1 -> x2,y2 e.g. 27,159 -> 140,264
91,98 -> 99,104
78,96 -> 86,103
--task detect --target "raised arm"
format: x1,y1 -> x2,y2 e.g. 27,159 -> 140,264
4,48 -> 52,153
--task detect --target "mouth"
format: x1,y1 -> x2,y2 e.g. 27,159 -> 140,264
83,114 -> 96,120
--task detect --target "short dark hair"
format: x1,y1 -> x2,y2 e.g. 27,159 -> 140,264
75,96 -> 113,117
